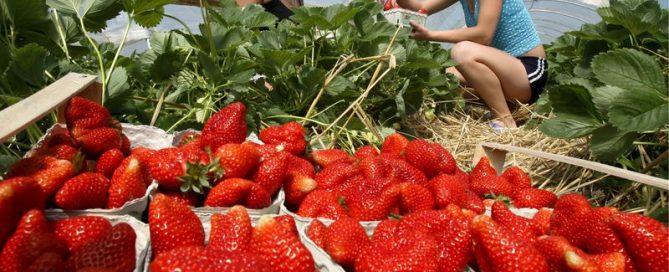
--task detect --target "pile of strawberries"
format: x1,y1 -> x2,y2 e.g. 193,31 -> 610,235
307,196 -> 668,271
0,209 -> 136,271
3,97 -> 149,211
286,133 -> 558,221
148,193 -> 315,271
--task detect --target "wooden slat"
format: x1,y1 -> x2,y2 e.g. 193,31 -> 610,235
478,142 -> 669,191
0,73 -> 98,143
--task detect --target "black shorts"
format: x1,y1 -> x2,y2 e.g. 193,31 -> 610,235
518,56 -> 548,104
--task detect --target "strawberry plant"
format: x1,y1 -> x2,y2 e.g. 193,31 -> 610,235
541,0 -> 668,180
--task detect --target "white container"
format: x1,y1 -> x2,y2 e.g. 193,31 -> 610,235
46,214 -> 151,272
383,9 -> 428,27
193,189 -> 285,231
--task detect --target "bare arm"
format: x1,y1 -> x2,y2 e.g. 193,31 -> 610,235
395,0 -> 457,14
410,0 -> 501,45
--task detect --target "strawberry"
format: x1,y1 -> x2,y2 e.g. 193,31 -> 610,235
159,188 -> 200,207
469,174 -> 514,198
501,166 -> 532,190
204,178 -> 272,209
284,174 -> 317,208
146,148 -> 184,189
355,224 -> 439,272
251,216 -> 315,272
490,201 -> 542,242
150,246 -> 271,272
70,223 -> 136,272
354,145 -> 379,159
65,97 -> 112,132
275,215 -> 299,237
250,142 -> 283,161
358,156 -> 391,182
149,193 -> 205,256
348,186 -> 399,221
0,210 -> 68,272
200,102 -> 247,151
259,122 -> 307,155
380,133 -> 410,158
535,235 -> 614,272
581,209 -> 632,271
120,134 -> 131,155
36,144 -> 80,162
214,143 -> 260,179
550,193 -> 593,248
96,149 -> 125,178
7,156 -> 75,198
55,172 -> 110,210
77,127 -> 123,157
314,162 -> 360,191
324,218 -> 369,268
471,215 -> 549,272
208,206 -> 253,253
370,218 -> 401,243
129,147 -> 156,166
532,208 -> 553,235
428,174 -> 467,209
52,216 -> 112,253
512,188 -> 557,209
250,152 -> 289,195
469,156 -> 498,185
44,130 -> 75,147
107,156 -> 148,209
609,212 -> 669,272
177,131 -> 201,147
286,154 -> 315,177
588,252 -> 626,272
306,220 -> 329,249
396,182 -> 434,214
384,158 -> 429,186
0,177 -> 45,246
435,206 -> 474,272
310,149 -> 353,168
148,147 -> 214,192
462,189 -> 485,214
405,139 -> 456,177
27,252 -> 67,272
297,190 -> 348,220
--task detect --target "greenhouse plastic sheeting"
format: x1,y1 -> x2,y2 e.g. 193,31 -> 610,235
94,0 -> 641,56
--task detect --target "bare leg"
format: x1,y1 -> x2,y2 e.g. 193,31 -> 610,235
449,41 -> 532,128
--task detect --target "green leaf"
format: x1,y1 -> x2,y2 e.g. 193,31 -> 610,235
539,117 -> 604,138
107,67 -> 130,100
150,51 -> 183,82
538,84 -> 603,138
608,89 -> 669,132
590,85 -> 624,118
0,155 -> 18,175
4,0 -> 51,30
592,48 -> 666,94
0,40 -> 9,75
10,44 -> 49,86
46,0 -> 82,15
47,0 -> 123,32
605,0 -> 663,35
227,69 -> 255,84
123,0 -> 175,28
590,124 -> 638,160
326,75 -> 356,97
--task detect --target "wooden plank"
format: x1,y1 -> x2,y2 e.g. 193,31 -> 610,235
478,142 -> 669,191
0,73 -> 98,143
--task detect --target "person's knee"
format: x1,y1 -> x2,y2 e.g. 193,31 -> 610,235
451,41 -> 478,65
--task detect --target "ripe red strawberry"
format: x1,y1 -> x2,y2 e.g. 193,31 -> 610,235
27,252 -> 67,272
405,139 -> 456,177
6,156 -> 75,198
380,133 -> 410,158
215,143 -> 261,179
462,189 -> 485,214
428,174 -> 467,209
435,205 -> 474,272
44,130 -> 75,147
370,219 -> 401,243
129,147 -> 156,166
501,166 -> 532,190
532,208 -> 553,235
324,218 -> 369,268
52,216 -> 112,253
512,188 -> 557,209
0,177 -> 45,246
259,122 -> 307,155
397,182 -> 434,214
0,210 -> 68,272
204,178 -> 272,209
471,215 -> 549,272
251,216 -> 315,272
36,144 -> 80,162
71,223 -> 136,272
149,193 -> 205,257
348,186 -> 399,221
609,212 -> 669,272
355,224 -> 439,272
55,172 -> 110,210
208,206 -> 253,253
150,246 -> 272,272
469,175 -> 514,198
354,145 -> 379,159
77,127 -> 123,157
120,134 -> 131,155
275,215 -> 299,237
384,158 -> 428,186
580,209 -> 632,271
96,149 -> 125,178
284,174 -> 317,208
201,102 -> 247,151
286,154 -> 315,178
178,131 -> 201,147
249,142 -> 283,161
146,148 -> 184,189
310,149 -> 353,168
490,201 -> 542,242
307,220 -> 329,249
107,156 -> 148,209
588,252 -> 626,272
535,235 -> 617,272
159,189 -> 200,207
297,190 -> 348,220
314,162 -> 360,191
65,97 -> 112,131
550,193 -> 592,248
250,152 -> 289,195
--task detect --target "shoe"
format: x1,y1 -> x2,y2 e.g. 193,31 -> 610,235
489,120 -> 520,133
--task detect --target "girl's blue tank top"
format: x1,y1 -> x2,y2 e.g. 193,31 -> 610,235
460,0 -> 541,57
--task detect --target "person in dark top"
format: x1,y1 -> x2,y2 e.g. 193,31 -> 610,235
235,0 -> 303,20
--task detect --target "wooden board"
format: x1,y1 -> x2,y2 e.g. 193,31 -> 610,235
477,142 -> 669,191
0,73 -> 99,143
